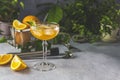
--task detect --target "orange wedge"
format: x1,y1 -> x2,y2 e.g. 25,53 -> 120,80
10,55 -> 27,71
22,15 -> 40,26
13,19 -> 28,30
0,54 -> 13,65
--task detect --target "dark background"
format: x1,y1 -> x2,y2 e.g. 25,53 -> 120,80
19,0 -> 120,20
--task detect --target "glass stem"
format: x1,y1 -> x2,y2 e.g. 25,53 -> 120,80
42,40 -> 48,64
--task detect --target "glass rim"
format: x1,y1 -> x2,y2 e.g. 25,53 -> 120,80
36,22 -> 59,26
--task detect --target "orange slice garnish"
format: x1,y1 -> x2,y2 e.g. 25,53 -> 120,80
13,19 -> 28,30
22,15 -> 40,26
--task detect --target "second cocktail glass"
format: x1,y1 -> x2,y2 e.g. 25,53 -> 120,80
30,23 -> 59,71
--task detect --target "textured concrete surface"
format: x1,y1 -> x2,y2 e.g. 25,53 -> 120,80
0,42 -> 120,80
0,43 -> 21,54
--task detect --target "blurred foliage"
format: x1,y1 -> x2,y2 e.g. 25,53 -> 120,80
0,0 -> 24,22
18,39 -> 51,53
36,0 -> 63,23
51,32 -> 71,44
60,0 -> 120,42
0,36 -> 7,43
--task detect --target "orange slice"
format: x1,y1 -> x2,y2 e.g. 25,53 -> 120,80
0,54 -> 13,65
13,19 -> 27,30
22,15 -> 40,26
10,55 -> 27,71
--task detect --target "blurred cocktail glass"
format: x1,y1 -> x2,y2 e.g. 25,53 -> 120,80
15,29 -> 31,46
10,27 -> 31,48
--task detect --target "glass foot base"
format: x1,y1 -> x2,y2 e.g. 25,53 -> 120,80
33,62 -> 56,71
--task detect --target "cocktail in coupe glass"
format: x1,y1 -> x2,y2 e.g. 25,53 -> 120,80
30,22 -> 59,71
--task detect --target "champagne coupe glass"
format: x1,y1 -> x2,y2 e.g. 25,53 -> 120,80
30,22 -> 59,71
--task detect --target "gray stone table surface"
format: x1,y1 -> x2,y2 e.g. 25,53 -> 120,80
0,42 -> 120,80
0,43 -> 21,54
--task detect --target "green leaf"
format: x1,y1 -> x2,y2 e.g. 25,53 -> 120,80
47,5 -> 63,23
0,36 -> 7,43
27,21 -> 36,26
20,2 -> 24,9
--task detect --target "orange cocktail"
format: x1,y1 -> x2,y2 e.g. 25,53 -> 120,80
30,23 -> 59,71
30,23 -> 59,40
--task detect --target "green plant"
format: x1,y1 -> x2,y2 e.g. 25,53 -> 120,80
51,32 -> 71,44
100,10 -> 120,35
0,0 -> 24,22
18,39 -> 51,53
0,36 -> 7,43
60,0 -> 120,42
36,0 -> 63,23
